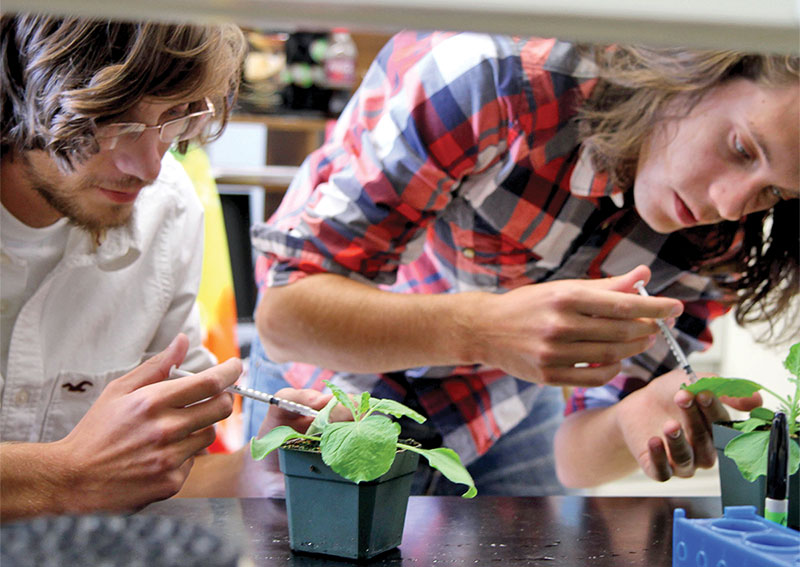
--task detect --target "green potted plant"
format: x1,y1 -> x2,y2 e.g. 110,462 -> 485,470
251,380 -> 477,560
682,342 -> 800,528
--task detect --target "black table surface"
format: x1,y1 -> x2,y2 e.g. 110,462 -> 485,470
141,495 -> 723,566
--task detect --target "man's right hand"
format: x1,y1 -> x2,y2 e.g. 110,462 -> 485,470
474,265 -> 683,387
0,334 -> 241,521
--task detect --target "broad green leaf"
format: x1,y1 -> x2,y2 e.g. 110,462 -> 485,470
790,439 -> 800,476
784,342 -> 800,378
324,380 -> 358,418
369,398 -> 426,424
251,426 -> 303,460
306,397 -> 338,437
724,431 -> 770,482
320,416 -> 400,483
749,407 -> 774,422
681,377 -> 762,398
402,445 -> 477,498
357,391 -> 371,416
736,416 -> 770,433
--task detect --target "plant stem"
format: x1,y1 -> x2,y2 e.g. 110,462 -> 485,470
757,384 -> 793,412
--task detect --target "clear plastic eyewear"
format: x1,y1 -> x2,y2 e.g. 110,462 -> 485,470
95,98 -> 215,150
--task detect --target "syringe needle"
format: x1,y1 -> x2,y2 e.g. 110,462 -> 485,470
634,281 -> 698,383
169,367 -> 319,417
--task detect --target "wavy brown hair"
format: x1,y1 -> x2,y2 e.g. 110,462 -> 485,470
1,14 -> 246,170
577,45 -> 799,344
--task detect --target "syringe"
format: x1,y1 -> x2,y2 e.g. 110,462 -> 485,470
634,281 -> 698,383
169,367 -> 319,417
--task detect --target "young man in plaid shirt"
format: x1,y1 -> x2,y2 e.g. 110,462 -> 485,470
246,31 -> 798,493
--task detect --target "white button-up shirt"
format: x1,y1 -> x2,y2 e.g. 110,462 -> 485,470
0,153 -> 215,443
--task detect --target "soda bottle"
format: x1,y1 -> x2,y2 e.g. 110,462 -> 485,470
324,28 -> 357,114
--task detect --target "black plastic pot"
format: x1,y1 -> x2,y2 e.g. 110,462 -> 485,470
277,445 -> 419,560
713,422 -> 799,529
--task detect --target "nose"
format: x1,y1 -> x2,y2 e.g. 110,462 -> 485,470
110,130 -> 168,183
708,174 -> 765,221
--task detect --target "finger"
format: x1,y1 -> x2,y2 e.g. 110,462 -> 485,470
674,387 -> 696,410
154,358 -> 243,408
273,388 -> 332,410
565,317 -> 662,343
257,389 -> 329,436
643,436 -> 673,482
116,334 -> 190,393
569,265 -> 682,321
574,288 -> 683,321
174,392 -> 236,436
597,265 -> 652,294
179,455 -> 196,479
260,410 -> 315,437
183,426 -> 219,455
694,391 -> 730,424
162,455 -> 197,498
540,335 -> 656,367
274,390 -> 350,421
689,391 -> 728,468
675,388 -> 726,453
159,427 -> 219,466
535,362 -> 622,387
720,392 -> 763,412
663,421 -> 695,477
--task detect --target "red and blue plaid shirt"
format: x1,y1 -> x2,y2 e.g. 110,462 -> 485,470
251,31 -> 739,465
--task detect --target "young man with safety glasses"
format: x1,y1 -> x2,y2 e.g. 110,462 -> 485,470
0,14 -> 331,521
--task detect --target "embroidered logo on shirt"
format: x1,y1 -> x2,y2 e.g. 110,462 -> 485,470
62,380 -> 93,392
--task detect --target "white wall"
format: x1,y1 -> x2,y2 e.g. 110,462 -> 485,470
717,317 -> 794,409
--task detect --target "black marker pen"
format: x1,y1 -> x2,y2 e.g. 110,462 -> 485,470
765,411 -> 789,526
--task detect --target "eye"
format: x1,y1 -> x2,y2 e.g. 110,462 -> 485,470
163,104 -> 190,121
766,186 -> 784,201
733,136 -> 752,160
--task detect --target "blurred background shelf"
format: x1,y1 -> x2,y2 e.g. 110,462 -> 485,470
213,165 -> 300,191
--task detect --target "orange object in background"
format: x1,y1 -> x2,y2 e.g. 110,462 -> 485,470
173,147 -> 243,454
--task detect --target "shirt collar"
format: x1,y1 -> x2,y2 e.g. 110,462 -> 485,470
92,205 -> 143,271
1,201 -> 143,271
569,145 -> 627,207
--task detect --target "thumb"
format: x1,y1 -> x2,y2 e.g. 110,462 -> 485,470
597,265 -> 652,293
117,334 -> 189,393
721,392 -> 763,412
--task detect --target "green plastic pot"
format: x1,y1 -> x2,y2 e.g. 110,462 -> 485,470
713,422 -> 799,529
277,445 -> 420,560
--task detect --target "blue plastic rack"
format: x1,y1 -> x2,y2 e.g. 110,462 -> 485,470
673,506 -> 800,567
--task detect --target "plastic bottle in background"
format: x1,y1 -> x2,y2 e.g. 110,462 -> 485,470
324,28 -> 357,115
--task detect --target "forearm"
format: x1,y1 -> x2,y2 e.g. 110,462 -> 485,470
554,407 -> 639,488
178,446 -> 285,498
0,442 -> 70,523
256,273 -> 486,373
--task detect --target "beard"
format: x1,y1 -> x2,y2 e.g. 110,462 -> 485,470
22,154 -> 141,233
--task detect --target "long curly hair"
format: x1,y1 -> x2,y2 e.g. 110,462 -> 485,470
577,46 -> 799,344
1,14 -> 246,170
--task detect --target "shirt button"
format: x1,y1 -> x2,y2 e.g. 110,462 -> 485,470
14,389 -> 29,405
462,247 -> 476,259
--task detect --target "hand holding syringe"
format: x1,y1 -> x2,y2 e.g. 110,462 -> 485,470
634,281 -> 698,383
169,367 -> 319,417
